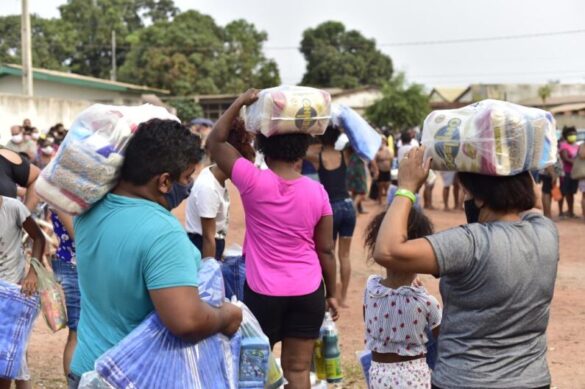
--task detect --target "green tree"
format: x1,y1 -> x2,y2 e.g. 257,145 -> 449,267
167,98 -> 203,122
300,21 -> 393,88
58,0 -> 178,79
365,73 -> 430,130
119,11 -> 280,95
0,15 -> 76,70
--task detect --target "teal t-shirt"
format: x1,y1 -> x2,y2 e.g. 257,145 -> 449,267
70,194 -> 200,376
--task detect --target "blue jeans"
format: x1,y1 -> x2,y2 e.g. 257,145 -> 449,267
221,256 -> 246,301
52,260 -> 80,331
331,198 -> 356,240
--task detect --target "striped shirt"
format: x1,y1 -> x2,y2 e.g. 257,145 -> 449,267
364,275 -> 442,356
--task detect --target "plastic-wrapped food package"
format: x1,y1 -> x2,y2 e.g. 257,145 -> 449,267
37,104 -> 178,214
332,105 -> 382,161
244,86 -> 331,137
421,100 -> 557,176
0,280 -> 39,379
95,258 -> 239,389
30,258 -> 67,332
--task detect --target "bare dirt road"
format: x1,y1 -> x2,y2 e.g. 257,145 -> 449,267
27,181 -> 585,388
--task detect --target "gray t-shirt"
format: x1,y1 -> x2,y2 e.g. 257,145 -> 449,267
426,212 -> 558,388
0,196 -> 30,284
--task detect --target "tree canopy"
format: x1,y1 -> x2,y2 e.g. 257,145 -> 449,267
119,11 -> 280,95
0,0 -> 280,95
365,73 -> 430,131
300,21 -> 393,89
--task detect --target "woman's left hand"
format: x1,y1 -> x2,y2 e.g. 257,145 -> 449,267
326,297 -> 340,321
397,146 -> 431,193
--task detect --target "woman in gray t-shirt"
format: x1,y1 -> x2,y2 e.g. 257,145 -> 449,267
373,146 -> 558,389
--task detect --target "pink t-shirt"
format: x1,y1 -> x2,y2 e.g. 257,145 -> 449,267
232,158 -> 333,296
559,141 -> 579,174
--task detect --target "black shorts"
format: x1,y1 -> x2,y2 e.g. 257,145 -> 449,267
243,282 -> 325,347
541,175 -> 553,194
377,170 -> 391,183
560,176 -> 579,196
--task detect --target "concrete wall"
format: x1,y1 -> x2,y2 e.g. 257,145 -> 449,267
0,93 -> 91,143
0,76 -> 144,106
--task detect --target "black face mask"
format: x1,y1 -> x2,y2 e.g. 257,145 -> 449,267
464,199 -> 481,224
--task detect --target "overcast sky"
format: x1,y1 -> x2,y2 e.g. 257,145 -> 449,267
2,0 -> 585,88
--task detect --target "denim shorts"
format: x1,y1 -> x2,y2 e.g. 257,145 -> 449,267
52,260 -> 80,331
331,198 -> 356,240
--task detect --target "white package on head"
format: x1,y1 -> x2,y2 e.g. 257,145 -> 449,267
244,85 -> 331,137
36,104 -> 178,214
421,99 -> 557,176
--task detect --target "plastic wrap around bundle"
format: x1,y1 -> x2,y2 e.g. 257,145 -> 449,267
244,85 -> 331,137
0,280 -> 39,379
37,104 -> 178,214
332,105 -> 382,161
30,258 -> 67,333
421,99 -> 557,176
95,258 -> 239,389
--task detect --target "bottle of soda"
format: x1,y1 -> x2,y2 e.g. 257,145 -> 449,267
313,322 -> 327,380
322,312 -> 343,383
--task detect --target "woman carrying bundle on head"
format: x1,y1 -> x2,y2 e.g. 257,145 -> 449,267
207,89 -> 340,388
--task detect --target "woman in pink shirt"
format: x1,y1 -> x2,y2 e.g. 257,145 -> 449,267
559,126 -> 580,218
207,89 -> 340,388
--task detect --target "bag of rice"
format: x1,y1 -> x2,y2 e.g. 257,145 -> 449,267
244,85 -> 331,137
421,100 -> 557,176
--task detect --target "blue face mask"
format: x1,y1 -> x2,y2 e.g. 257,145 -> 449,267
164,181 -> 193,210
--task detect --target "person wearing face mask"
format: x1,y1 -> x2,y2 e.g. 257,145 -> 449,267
67,119 -> 243,388
5,125 -> 37,161
558,126 -> 580,218
373,146 -> 559,389
34,137 -> 55,169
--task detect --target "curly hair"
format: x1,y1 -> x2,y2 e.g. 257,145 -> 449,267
121,119 -> 204,185
562,125 -> 576,140
364,207 -> 434,259
256,133 -> 311,162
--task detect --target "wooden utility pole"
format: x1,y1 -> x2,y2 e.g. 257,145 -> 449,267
21,0 -> 33,96
111,30 -> 117,81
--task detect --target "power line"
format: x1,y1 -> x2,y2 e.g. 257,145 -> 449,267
265,28 -> 585,50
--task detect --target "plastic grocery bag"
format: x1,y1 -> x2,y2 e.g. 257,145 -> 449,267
422,99 -> 557,176
79,371 -> 114,389
0,280 -> 39,379
235,301 -> 280,388
244,85 -> 331,137
332,105 -> 382,161
30,258 -> 67,333
95,258 -> 240,389
37,104 -> 178,214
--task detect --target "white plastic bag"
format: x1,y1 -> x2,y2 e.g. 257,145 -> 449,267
244,86 -> 331,137
37,104 -> 178,214
421,99 -> 557,176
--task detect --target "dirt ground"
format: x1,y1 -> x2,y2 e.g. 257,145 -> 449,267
25,179 -> 585,389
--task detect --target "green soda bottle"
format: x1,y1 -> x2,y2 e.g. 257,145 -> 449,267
322,313 -> 343,383
313,328 -> 327,380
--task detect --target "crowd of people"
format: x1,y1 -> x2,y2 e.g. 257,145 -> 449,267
0,92 -> 579,389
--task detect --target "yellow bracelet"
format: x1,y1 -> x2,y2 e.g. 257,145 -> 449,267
395,188 -> 416,203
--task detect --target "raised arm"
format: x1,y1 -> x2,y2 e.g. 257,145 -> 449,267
313,215 -> 339,320
207,89 -> 259,178
24,163 -> 40,212
373,147 -> 439,276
